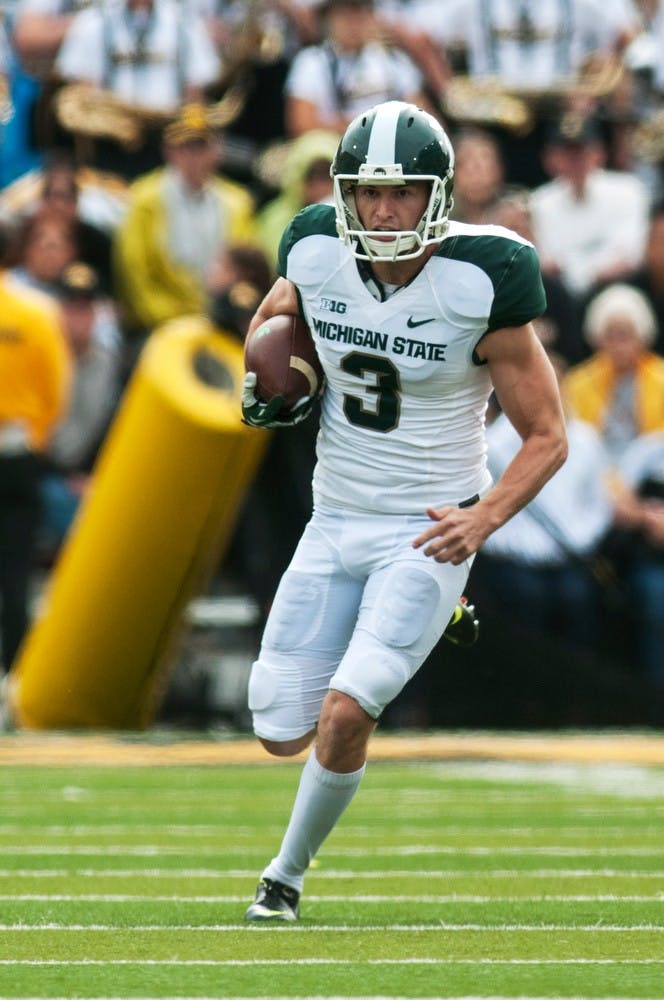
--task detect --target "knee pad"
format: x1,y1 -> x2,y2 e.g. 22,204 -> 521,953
247,660 -> 278,713
330,566 -> 450,719
262,572 -> 326,653
373,566 -> 443,653
331,640 -> 413,720
247,652 -> 333,742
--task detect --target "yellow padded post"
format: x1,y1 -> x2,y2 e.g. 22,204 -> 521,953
9,317 -> 268,729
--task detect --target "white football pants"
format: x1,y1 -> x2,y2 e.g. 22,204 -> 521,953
248,504 -> 473,741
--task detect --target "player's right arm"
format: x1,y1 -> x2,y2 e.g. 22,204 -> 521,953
249,202 -> 337,341
247,277 -> 300,339
242,277 -> 313,429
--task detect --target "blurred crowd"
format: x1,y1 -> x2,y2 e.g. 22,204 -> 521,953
1,0 -> 663,719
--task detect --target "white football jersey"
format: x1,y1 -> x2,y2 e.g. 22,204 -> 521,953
278,206 -> 546,515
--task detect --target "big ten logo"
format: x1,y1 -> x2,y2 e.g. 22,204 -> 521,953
320,298 -> 347,314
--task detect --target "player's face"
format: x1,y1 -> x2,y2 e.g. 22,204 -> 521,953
354,182 -> 430,248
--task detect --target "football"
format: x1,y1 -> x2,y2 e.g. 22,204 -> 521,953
244,313 -> 324,410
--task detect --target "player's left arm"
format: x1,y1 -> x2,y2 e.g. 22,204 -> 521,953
413,323 -> 568,563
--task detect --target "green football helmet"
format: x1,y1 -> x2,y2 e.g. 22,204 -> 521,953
331,100 -> 455,262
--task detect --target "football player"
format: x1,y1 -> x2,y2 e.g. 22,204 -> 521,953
241,100 -> 567,921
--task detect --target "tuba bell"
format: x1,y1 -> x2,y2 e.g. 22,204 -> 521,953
441,54 -> 625,135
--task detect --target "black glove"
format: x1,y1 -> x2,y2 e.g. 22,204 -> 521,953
241,371 -> 318,429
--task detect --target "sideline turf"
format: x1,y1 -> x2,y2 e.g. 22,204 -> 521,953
1,757 -> 663,998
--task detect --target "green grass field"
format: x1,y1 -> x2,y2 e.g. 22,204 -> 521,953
1,746 -> 663,999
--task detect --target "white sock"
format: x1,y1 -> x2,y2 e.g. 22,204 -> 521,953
262,749 -> 366,893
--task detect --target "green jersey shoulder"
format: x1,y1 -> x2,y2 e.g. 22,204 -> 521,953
438,220 -> 546,332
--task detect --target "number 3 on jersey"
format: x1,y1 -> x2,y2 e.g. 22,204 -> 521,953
341,352 -> 401,433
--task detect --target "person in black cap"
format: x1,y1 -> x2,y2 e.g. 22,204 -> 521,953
39,262 -> 122,558
113,102 -> 256,367
530,112 -> 651,303
38,152 -> 115,297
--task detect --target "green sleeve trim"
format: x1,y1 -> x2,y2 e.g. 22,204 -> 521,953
487,242 -> 547,332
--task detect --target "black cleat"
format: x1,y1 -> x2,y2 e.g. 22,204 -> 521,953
245,878 -> 300,922
443,598 -> 479,646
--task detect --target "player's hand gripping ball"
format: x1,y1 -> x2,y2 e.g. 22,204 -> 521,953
242,313 -> 324,428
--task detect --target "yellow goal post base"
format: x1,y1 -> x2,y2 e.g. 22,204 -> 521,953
8,316 -> 269,730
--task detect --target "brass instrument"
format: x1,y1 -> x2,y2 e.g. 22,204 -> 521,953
0,74 -> 11,127
441,56 -> 625,135
54,80 -> 247,150
220,0 -> 287,69
631,108 -> 664,163
0,6 -> 11,127
442,76 -> 534,135
52,0 -> 279,150
54,84 -> 168,150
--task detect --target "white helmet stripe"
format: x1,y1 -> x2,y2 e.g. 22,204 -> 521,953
365,101 -> 402,164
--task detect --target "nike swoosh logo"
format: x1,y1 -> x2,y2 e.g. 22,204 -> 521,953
407,316 -> 436,328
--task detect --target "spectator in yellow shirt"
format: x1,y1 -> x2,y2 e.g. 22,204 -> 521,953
0,222 -> 71,671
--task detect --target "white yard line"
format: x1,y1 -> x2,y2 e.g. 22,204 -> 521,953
1,893 -> 662,902
1,845 -> 664,856
2,958 -> 664,966
3,996 -> 656,1000
2,868 -> 664,879
1,923 -> 664,932
0,824 -> 661,836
